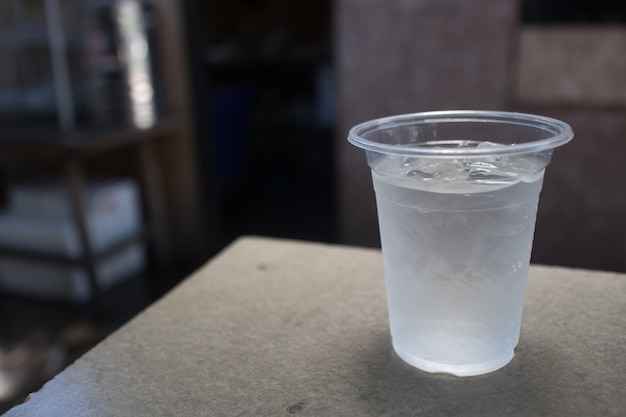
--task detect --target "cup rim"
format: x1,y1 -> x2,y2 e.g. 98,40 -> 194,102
348,110 -> 574,157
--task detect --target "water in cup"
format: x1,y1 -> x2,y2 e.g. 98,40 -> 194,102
348,111 -> 573,376
371,141 -> 546,376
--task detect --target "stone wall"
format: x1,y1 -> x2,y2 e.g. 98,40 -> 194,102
515,27 -> 626,271
335,1 -> 626,271
335,0 -> 520,247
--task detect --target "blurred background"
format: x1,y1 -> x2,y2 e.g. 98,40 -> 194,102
0,0 -> 625,412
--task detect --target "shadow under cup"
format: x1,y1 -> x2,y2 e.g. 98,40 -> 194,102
348,111 -> 573,376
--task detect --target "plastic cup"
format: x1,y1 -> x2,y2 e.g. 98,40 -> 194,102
348,110 -> 573,376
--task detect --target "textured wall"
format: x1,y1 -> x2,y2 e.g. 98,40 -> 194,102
513,27 -> 626,271
524,107 -> 626,272
335,0 -> 520,246
335,3 -> 626,272
515,28 -> 626,271
516,27 -> 626,106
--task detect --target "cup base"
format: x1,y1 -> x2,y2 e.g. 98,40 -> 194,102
392,341 -> 514,377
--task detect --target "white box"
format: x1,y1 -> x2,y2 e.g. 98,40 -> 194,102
0,243 -> 145,302
0,178 -> 143,257
0,178 -> 146,302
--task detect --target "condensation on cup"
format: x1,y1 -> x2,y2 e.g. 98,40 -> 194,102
348,111 -> 573,376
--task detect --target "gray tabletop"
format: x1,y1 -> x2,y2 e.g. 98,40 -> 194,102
4,237 -> 625,416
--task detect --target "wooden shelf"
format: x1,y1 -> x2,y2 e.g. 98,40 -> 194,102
0,118 -> 174,307
0,0 -> 210,307
0,231 -> 147,266
0,116 -> 180,159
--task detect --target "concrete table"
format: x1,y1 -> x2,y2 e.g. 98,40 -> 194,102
4,237 -> 625,416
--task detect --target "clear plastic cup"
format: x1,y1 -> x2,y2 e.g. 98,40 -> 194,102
348,111 -> 573,376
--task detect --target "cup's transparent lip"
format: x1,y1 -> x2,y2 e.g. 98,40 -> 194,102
348,110 -> 574,156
